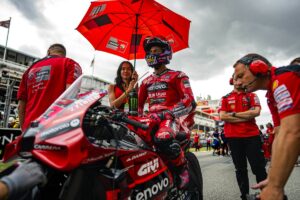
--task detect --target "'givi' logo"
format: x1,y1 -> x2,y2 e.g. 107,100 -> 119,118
138,158 -> 159,176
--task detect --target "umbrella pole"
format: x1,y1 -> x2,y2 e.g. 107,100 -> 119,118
133,14 -> 139,70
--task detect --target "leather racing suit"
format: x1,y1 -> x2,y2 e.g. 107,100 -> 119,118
138,68 -> 196,167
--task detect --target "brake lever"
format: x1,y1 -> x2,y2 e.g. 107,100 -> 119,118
111,111 -> 126,121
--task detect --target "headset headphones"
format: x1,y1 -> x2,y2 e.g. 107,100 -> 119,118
237,54 -> 271,77
229,73 -> 234,85
229,77 -> 233,85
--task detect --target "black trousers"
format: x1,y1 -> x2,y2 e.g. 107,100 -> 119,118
227,135 -> 267,199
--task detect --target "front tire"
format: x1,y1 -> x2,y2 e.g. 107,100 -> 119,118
60,168 -> 106,200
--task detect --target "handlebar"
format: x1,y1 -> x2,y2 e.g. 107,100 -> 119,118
121,117 -> 149,130
110,111 -> 149,130
87,106 -> 149,130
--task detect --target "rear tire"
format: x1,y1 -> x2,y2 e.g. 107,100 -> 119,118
186,152 -> 203,200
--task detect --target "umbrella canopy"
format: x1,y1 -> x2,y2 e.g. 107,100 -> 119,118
76,0 -> 190,61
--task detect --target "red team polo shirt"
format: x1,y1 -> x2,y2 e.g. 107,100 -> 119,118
220,91 -> 261,138
266,66 -> 300,127
17,56 -> 82,130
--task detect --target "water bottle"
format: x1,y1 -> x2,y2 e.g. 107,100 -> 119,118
128,89 -> 138,116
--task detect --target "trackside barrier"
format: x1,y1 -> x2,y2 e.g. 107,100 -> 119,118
0,128 -> 22,159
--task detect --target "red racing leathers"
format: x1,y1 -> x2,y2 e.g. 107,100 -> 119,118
138,69 -> 196,167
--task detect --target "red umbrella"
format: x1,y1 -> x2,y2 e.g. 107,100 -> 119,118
76,0 -> 190,66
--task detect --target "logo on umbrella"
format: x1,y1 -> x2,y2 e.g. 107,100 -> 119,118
90,4 -> 107,16
106,37 -> 128,53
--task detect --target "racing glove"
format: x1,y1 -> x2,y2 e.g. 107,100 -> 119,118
1,160 -> 47,200
149,110 -> 175,124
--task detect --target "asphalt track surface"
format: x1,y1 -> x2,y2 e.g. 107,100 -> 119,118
195,151 -> 300,200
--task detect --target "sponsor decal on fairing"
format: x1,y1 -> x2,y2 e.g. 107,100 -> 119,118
82,152 -> 115,164
126,152 -> 147,162
68,92 -> 99,112
40,118 -> 80,140
34,144 -> 62,151
138,158 -> 159,176
134,177 -> 169,200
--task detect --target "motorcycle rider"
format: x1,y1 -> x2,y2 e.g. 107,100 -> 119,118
138,36 -> 196,189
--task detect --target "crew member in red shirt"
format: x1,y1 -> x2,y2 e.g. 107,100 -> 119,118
234,54 -> 300,200
18,44 -> 82,131
266,122 -> 275,157
138,36 -> 196,189
193,133 -> 200,151
219,76 -> 267,200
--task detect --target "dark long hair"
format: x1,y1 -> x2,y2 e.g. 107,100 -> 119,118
290,57 -> 300,65
115,61 -> 134,91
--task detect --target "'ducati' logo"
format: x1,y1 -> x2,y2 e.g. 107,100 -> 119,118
106,37 -> 128,53
90,4 -> 106,16
138,158 -> 159,176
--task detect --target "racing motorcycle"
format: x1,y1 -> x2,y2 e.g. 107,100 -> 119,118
1,75 -> 203,200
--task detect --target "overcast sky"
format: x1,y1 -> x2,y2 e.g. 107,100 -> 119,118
1,0 -> 300,126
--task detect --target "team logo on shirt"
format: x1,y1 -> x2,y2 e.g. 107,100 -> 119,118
272,80 -> 279,91
273,84 -> 293,113
183,80 -> 191,88
147,82 -> 168,92
254,95 -> 260,105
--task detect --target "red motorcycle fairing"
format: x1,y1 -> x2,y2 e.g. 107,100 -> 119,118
2,75 -> 202,199
2,91 -> 106,168
96,151 -> 174,200
125,115 -> 157,145
119,150 -> 173,185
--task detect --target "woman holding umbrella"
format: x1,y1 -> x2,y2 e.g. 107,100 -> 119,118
108,61 -> 138,111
